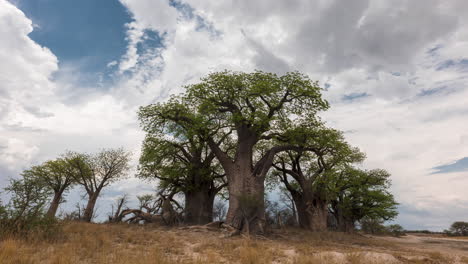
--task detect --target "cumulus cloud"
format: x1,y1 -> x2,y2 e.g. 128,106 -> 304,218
2,0 -> 468,228
0,0 -> 146,193
115,0 -> 468,229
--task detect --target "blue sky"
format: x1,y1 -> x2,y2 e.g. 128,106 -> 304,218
16,0 -> 132,85
1,0 -> 468,231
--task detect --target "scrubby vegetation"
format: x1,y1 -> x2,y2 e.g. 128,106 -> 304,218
1,71 -> 433,262
445,221 -> 468,237
0,177 -> 61,240
1,221 -> 466,264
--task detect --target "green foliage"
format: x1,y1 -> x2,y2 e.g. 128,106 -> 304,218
138,82 -> 227,198
360,217 -> 387,235
0,177 -> 61,240
445,221 -> 468,236
186,70 -> 329,129
330,167 -> 398,227
270,125 -> 366,196
22,158 -> 75,191
67,148 -> 131,193
386,224 -> 405,237
165,70 -> 330,166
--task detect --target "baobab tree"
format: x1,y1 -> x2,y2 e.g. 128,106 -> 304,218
67,148 -> 131,222
328,167 -> 398,232
272,127 -> 365,231
140,71 -> 329,234
21,158 -> 76,217
137,134 -> 227,225
138,99 -> 229,225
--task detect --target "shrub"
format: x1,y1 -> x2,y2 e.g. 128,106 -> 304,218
444,221 -> 468,236
360,218 -> 387,235
0,177 -> 62,240
386,224 -> 405,237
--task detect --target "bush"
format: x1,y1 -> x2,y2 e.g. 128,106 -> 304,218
0,213 -> 62,240
386,224 -> 405,237
444,221 -> 468,236
0,177 -> 62,240
360,218 -> 387,235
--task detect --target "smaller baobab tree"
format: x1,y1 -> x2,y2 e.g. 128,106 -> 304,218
328,167 -> 398,232
139,102 -> 228,225
67,148 -> 131,222
22,158 -> 76,218
272,126 -> 365,231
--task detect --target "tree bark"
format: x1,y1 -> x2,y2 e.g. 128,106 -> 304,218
306,198 -> 328,231
46,191 -> 63,218
184,187 -> 216,225
209,128 -> 275,235
291,191 -> 328,231
83,191 -> 100,222
334,208 -> 355,233
224,161 -> 267,235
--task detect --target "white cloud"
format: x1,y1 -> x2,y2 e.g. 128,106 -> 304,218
1,0 -> 468,228
115,0 -> 468,229
0,0 -> 145,182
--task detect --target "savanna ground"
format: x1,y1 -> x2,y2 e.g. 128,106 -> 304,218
2,222 -> 468,264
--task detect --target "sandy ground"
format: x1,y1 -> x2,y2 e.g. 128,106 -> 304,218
3,222 -> 468,263
377,234 -> 468,258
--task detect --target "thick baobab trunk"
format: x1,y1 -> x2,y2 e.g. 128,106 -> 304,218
306,199 -> 328,231
209,129 -> 273,235
224,163 -> 266,235
342,220 -> 355,232
291,191 -> 328,231
184,187 -> 216,225
334,208 -> 355,232
46,191 -> 63,218
83,192 -> 100,222
161,196 -> 179,225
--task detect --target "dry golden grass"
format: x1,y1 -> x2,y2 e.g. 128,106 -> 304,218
0,222 -> 465,264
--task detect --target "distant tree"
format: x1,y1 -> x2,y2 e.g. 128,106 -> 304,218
328,167 -> 398,232
4,176 -> 50,221
278,187 -> 298,227
360,217 -> 387,235
265,197 -> 295,228
67,148 -> 131,222
1,175 -> 58,237
386,224 -> 405,237
21,158 -> 76,218
445,221 -> 468,236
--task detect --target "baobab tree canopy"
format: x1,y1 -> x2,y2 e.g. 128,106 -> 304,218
21,158 -> 76,217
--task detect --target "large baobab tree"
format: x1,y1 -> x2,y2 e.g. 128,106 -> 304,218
140,71 -> 329,234
67,148 -> 131,222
